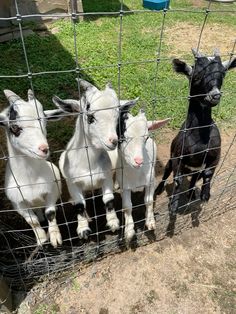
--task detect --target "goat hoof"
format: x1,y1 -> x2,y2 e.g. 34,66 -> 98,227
106,210 -> 120,232
107,218 -> 120,232
125,228 -> 136,242
146,218 -> 156,230
77,227 -> 91,240
49,229 -> 62,248
200,192 -> 210,202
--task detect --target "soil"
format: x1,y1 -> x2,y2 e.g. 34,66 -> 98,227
165,21 -> 236,57
18,208 -> 236,314
15,127 -> 236,314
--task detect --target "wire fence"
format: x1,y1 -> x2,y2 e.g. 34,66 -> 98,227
0,0 -> 236,308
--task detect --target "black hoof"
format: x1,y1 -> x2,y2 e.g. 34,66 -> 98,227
200,191 -> 210,202
78,228 -> 91,240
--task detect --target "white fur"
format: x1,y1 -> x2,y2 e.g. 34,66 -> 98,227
54,82 -> 122,237
112,110 -> 169,241
1,90 -> 62,247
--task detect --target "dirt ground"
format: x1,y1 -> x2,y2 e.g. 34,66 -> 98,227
18,208 -> 236,314
15,128 -> 236,314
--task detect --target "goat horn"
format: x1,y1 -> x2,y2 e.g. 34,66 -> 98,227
191,48 -> 204,58
213,48 -> 220,57
106,82 -> 113,89
76,78 -> 94,90
3,90 -> 22,105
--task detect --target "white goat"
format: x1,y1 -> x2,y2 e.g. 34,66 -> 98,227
52,79 -> 136,239
0,89 -> 63,247
114,103 -> 169,241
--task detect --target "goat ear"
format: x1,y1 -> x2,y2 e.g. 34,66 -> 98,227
191,48 -> 204,58
4,90 -> 22,105
106,82 -> 113,89
52,96 -> 80,113
223,57 -> 236,71
147,118 -> 170,131
28,89 -> 34,101
119,97 -> 139,112
172,59 -> 192,77
44,109 -> 66,121
76,78 -> 97,91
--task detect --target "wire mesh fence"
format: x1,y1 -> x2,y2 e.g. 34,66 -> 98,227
0,0 -> 235,309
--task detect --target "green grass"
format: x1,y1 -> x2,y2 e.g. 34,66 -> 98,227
0,0 -> 235,146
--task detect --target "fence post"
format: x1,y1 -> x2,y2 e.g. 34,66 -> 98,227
0,278 -> 12,313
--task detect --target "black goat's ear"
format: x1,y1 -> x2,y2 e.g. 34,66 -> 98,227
223,57 -> 236,71
172,59 -> 192,77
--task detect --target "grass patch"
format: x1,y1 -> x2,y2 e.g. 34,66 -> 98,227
0,0 -> 235,146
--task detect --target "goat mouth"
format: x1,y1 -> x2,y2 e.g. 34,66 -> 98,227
204,94 -> 221,106
102,142 -> 117,151
29,149 -> 48,159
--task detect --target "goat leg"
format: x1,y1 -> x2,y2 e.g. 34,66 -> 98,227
155,159 -> 172,195
169,171 -> 183,214
200,168 -> 215,202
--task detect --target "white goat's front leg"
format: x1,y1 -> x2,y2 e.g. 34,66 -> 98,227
67,180 -> 91,239
45,195 -> 62,248
122,189 -> 135,241
144,184 -> 156,230
102,177 -> 119,232
17,202 -> 47,246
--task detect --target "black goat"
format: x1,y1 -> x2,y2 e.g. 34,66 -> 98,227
156,48 -> 236,214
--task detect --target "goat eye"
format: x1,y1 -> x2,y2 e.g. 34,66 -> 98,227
87,114 -> 95,124
10,124 -> 22,137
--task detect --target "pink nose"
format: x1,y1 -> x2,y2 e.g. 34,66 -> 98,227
38,144 -> 49,155
134,156 -> 143,166
109,135 -> 118,146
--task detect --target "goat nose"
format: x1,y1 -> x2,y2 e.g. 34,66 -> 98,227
134,156 -> 143,166
212,93 -> 221,100
38,144 -> 49,155
109,136 -> 118,146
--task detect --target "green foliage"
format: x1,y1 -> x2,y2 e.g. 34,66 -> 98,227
0,0 -> 235,148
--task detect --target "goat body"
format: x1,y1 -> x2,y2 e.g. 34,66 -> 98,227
115,106 -> 169,241
1,90 -> 63,247
156,49 -> 236,214
54,80 -> 132,239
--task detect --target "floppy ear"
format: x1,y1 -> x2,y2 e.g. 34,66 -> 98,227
172,59 -> 192,77
147,118 -> 170,131
44,109 -> 66,121
119,97 -> 139,113
223,57 -> 236,71
52,96 -> 80,113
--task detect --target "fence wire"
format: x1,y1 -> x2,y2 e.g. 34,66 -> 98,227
0,0 -> 235,304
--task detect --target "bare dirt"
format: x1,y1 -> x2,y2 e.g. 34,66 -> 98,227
16,127 -> 236,314
165,21 -> 236,56
18,208 -> 236,314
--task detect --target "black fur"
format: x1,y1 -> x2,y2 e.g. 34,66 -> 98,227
45,209 -> 56,222
117,107 -> 129,147
156,54 -> 225,214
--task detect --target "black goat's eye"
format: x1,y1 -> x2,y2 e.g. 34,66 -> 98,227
87,114 -> 95,124
10,124 -> 22,137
